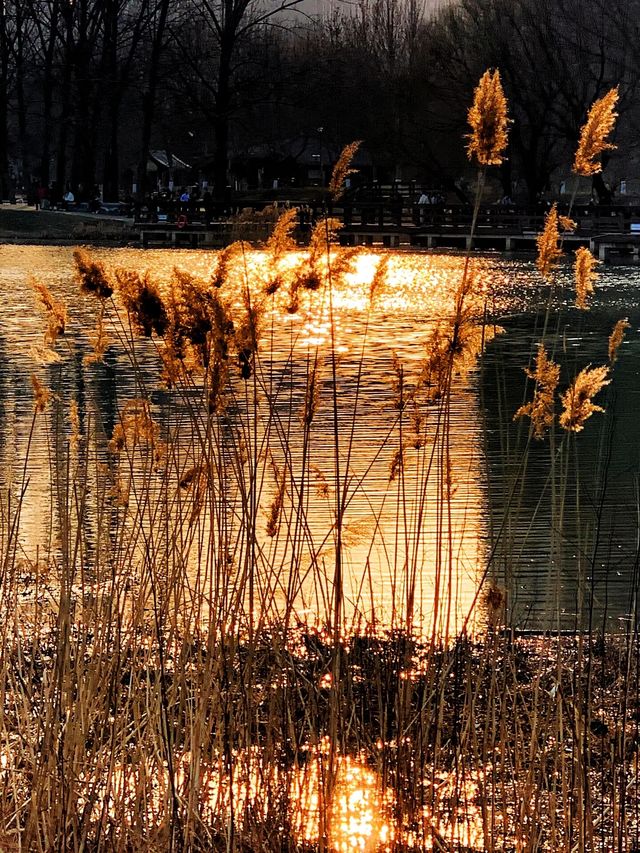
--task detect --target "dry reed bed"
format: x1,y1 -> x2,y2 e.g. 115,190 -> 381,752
0,76 -> 636,852
4,233 -> 637,851
0,611 -> 638,850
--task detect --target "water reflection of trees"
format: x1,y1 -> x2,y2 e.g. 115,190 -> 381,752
483,308 -> 640,632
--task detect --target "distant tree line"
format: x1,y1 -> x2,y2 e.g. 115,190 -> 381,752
1,0 -> 639,202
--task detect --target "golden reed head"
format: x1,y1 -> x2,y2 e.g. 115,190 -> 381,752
466,69 -> 510,167
573,87 -> 619,177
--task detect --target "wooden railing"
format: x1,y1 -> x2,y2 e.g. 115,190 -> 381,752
135,200 -> 640,237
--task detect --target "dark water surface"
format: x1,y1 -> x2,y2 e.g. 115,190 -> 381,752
1,243 -> 639,634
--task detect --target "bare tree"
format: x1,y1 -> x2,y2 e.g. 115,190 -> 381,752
136,0 -> 172,197
100,0 -> 151,199
0,3 -> 10,198
0,1 -> 21,198
26,0 -> 62,189
170,0 -> 305,197
431,0 -> 640,202
53,0 -> 104,195
293,0 -> 445,184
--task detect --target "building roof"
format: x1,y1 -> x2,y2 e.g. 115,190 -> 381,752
149,150 -> 191,171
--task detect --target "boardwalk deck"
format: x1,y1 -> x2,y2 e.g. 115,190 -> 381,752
137,201 -> 640,261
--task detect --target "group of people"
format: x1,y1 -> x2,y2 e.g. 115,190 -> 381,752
416,189 -> 445,224
136,187 -> 217,222
417,190 -> 445,207
29,181 -> 95,211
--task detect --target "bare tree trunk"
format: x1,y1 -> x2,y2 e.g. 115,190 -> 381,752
103,108 -> 121,201
137,0 -> 170,198
65,0 -> 104,199
70,48 -> 99,198
27,0 -> 62,188
55,5 -> 75,193
101,0 -> 119,200
14,2 -> 30,188
0,1 -> 11,199
213,44 -> 233,198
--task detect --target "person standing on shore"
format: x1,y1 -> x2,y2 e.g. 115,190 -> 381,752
35,184 -> 47,210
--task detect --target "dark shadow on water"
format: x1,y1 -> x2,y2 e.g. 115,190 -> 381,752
482,302 -> 640,633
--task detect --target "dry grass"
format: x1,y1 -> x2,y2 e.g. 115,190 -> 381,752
1,76 -> 637,852
0,231 -> 634,852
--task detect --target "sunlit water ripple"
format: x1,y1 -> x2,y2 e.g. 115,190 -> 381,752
1,244 -> 639,634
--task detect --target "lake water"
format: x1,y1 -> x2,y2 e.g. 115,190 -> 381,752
1,243 -> 639,635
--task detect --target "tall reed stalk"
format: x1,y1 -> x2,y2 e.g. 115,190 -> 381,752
1,75 -> 637,852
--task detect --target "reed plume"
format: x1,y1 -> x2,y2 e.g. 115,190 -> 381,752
73,248 -> 113,298
115,269 -> 168,337
211,241 -> 244,289
108,473 -> 130,508
84,304 -> 109,365
573,87 -> 619,176
234,293 -> 263,380
108,399 -> 159,454
574,247 -> 598,309
264,274 -> 283,296
288,218 -> 345,301
266,208 -> 298,259
160,269 -> 235,397
466,69 -> 510,167
178,466 -> 200,490
559,365 -> 610,432
303,364 -> 322,426
514,344 -> 560,439
389,446 -> 405,482
167,270 -> 210,360
419,325 -> 450,401
485,584 -> 505,613
188,469 -> 208,523
608,317 -> 629,363
32,278 -> 67,346
178,465 -> 209,522
167,269 -> 233,373
207,360 -> 228,414
420,315 -> 501,402
31,373 -> 50,413
369,257 -> 389,302
329,141 -> 362,200
266,457 -> 287,537
286,282 -> 300,314
312,465 -> 329,498
327,246 -> 359,280
264,209 -> 298,294
416,279 -> 503,404
536,204 -> 563,281
559,215 -> 577,232
309,217 -> 342,260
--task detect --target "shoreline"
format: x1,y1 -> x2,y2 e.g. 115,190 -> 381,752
4,206 -> 640,263
0,203 -> 138,246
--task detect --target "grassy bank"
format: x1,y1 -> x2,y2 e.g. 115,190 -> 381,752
0,205 -> 137,244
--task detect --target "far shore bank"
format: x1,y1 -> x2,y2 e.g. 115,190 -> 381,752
0,203 -> 138,245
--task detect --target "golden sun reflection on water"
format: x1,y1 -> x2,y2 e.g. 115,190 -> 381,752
82,744 -> 486,852
0,245 -> 511,637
